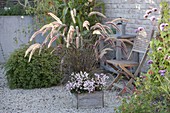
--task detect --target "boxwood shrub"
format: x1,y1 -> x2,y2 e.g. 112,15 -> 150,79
4,45 -> 62,89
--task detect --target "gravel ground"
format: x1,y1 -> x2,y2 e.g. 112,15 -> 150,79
0,65 -> 122,113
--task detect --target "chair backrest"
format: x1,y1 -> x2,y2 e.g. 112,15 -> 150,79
128,28 -> 154,76
132,30 -> 151,53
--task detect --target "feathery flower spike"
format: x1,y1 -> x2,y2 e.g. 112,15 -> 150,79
88,11 -> 107,18
48,12 -> 62,24
83,20 -> 90,30
28,44 -> 41,62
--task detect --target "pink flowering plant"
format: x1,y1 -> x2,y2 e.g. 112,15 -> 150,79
136,4 -> 170,91
146,2 -> 170,95
137,2 -> 170,98
66,71 -> 109,94
117,3 -> 170,113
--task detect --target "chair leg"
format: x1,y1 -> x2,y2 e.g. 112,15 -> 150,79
118,71 -> 130,79
126,78 -> 134,88
119,65 -> 135,79
118,78 -> 134,95
107,73 -> 122,90
118,87 -> 133,95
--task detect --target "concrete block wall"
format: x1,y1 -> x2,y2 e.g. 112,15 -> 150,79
0,16 -> 34,63
99,0 -> 168,33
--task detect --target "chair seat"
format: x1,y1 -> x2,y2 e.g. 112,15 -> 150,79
106,60 -> 139,67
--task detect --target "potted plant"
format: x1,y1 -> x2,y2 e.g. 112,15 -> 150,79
66,71 -> 109,108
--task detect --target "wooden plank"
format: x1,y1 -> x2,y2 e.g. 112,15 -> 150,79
113,83 -> 123,89
116,40 -> 122,60
77,91 -> 104,109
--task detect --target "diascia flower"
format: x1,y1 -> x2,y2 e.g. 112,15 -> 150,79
143,14 -> 149,19
152,8 -> 158,12
146,10 -> 152,14
147,60 -> 153,64
149,16 -> 156,21
138,27 -> 144,31
160,23 -> 165,31
157,47 -> 163,51
160,23 -> 169,31
159,70 -> 166,76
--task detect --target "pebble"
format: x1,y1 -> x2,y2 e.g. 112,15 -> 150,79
0,65 -> 121,113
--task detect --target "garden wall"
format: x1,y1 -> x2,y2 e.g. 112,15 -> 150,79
100,0 -> 169,33
0,16 -> 33,63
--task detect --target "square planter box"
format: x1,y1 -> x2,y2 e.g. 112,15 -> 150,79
76,91 -> 104,109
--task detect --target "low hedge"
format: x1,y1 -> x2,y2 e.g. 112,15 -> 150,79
4,45 -> 62,89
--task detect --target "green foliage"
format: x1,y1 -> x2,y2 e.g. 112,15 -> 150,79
159,1 -> 170,24
26,0 -> 104,29
26,0 -> 60,27
4,45 -> 62,89
57,0 -> 105,31
0,1 -> 27,15
116,78 -> 170,113
148,1 -> 170,95
117,2 -> 170,113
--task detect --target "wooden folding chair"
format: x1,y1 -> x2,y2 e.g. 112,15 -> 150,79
106,29 -> 154,95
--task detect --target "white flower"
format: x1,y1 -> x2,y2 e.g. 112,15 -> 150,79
4,7 -> 8,11
21,16 -> 24,19
66,72 -> 108,93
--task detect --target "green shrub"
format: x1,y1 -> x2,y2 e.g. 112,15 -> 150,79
116,79 -> 170,113
4,45 -> 62,89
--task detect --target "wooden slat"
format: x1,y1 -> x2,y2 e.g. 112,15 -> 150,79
107,73 -> 122,90
119,65 -> 135,79
107,60 -> 139,67
132,49 -> 146,53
